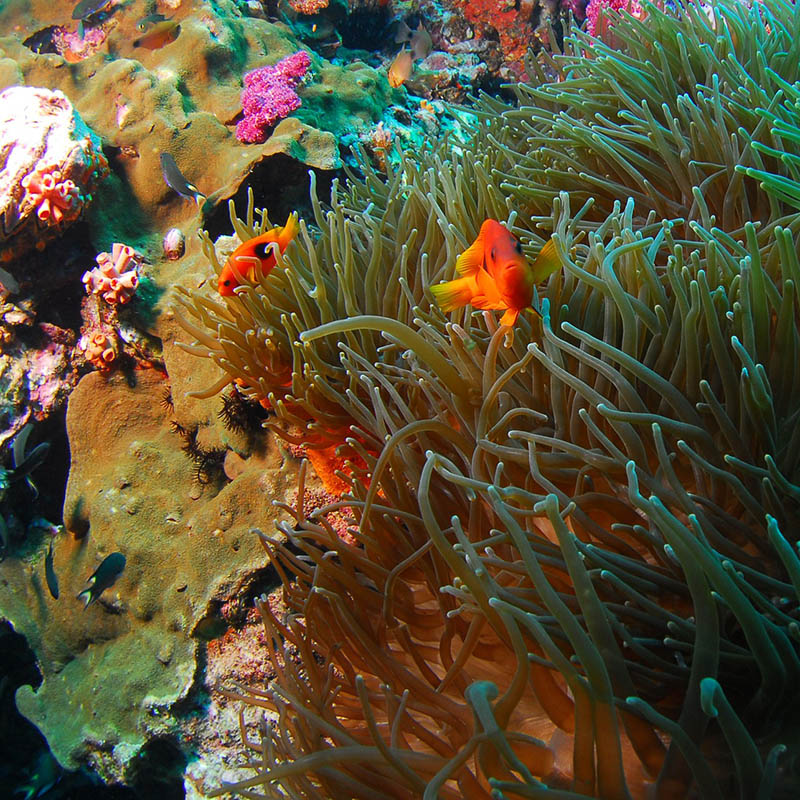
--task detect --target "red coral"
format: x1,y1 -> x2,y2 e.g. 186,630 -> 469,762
455,0 -> 534,73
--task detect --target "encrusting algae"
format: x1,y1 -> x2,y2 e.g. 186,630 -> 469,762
175,0 -> 800,797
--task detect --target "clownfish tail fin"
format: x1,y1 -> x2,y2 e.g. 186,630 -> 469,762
430,277 -> 475,312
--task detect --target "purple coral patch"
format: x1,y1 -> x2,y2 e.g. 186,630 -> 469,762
236,51 -> 312,144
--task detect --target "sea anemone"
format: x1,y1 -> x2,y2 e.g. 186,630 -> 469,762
177,0 -> 800,796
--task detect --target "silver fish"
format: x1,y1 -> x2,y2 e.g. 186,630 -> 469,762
160,153 -> 206,206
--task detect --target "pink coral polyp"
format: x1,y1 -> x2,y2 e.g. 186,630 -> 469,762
82,242 -> 141,305
83,331 -> 117,370
21,168 -> 80,225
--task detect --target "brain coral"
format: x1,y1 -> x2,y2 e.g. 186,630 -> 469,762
0,86 -> 108,263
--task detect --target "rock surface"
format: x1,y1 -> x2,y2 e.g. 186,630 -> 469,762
0,86 -> 107,263
4,366 -> 299,782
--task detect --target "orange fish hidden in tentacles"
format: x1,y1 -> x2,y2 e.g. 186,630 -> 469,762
430,219 -> 560,326
218,213 -> 300,296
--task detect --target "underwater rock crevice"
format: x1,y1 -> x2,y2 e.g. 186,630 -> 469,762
204,152 -> 341,243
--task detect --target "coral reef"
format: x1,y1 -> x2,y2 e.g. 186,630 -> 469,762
585,0 -> 644,36
0,0 -> 399,275
79,329 -> 117,371
51,24 -> 109,62
2,0 -> 798,795
0,86 -> 107,262
176,0 -> 800,797
0,319 -> 77,448
289,0 -> 331,14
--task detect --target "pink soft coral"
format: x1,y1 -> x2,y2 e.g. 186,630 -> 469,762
585,0 -> 643,36
82,243 -> 141,305
236,51 -> 312,144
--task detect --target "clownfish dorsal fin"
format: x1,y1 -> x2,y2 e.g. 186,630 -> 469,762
454,226 -> 486,277
279,212 -> 300,249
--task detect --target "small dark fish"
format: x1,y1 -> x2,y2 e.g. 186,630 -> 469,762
72,0 -> 112,21
160,153 -> 206,206
45,539 -> 59,600
11,424 -> 49,499
133,20 -> 181,49
394,18 -> 412,43
0,266 -> 20,295
16,750 -> 62,800
23,26 -> 60,56
78,552 -> 126,608
395,19 -> 433,60
136,12 -> 168,31
410,23 -> 432,60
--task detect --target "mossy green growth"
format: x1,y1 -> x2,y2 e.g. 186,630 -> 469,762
297,60 -> 397,138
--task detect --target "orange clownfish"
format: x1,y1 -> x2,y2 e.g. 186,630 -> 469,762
217,213 -> 300,296
430,219 -> 560,327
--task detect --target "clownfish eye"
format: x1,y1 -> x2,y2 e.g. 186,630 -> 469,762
515,240 -> 523,254
223,279 -> 230,286
254,243 -> 268,257
490,247 -> 497,261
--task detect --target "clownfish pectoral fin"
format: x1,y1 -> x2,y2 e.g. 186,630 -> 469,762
430,277 -> 476,312
499,308 -> 520,326
531,238 -> 561,282
454,230 -> 485,277
469,294 -> 505,311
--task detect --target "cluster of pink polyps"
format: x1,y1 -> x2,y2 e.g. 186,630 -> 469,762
82,331 -> 117,371
21,167 -> 81,225
82,243 -> 141,305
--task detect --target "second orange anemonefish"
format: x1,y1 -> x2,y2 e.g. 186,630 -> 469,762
217,212 -> 300,296
430,219 -> 560,327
